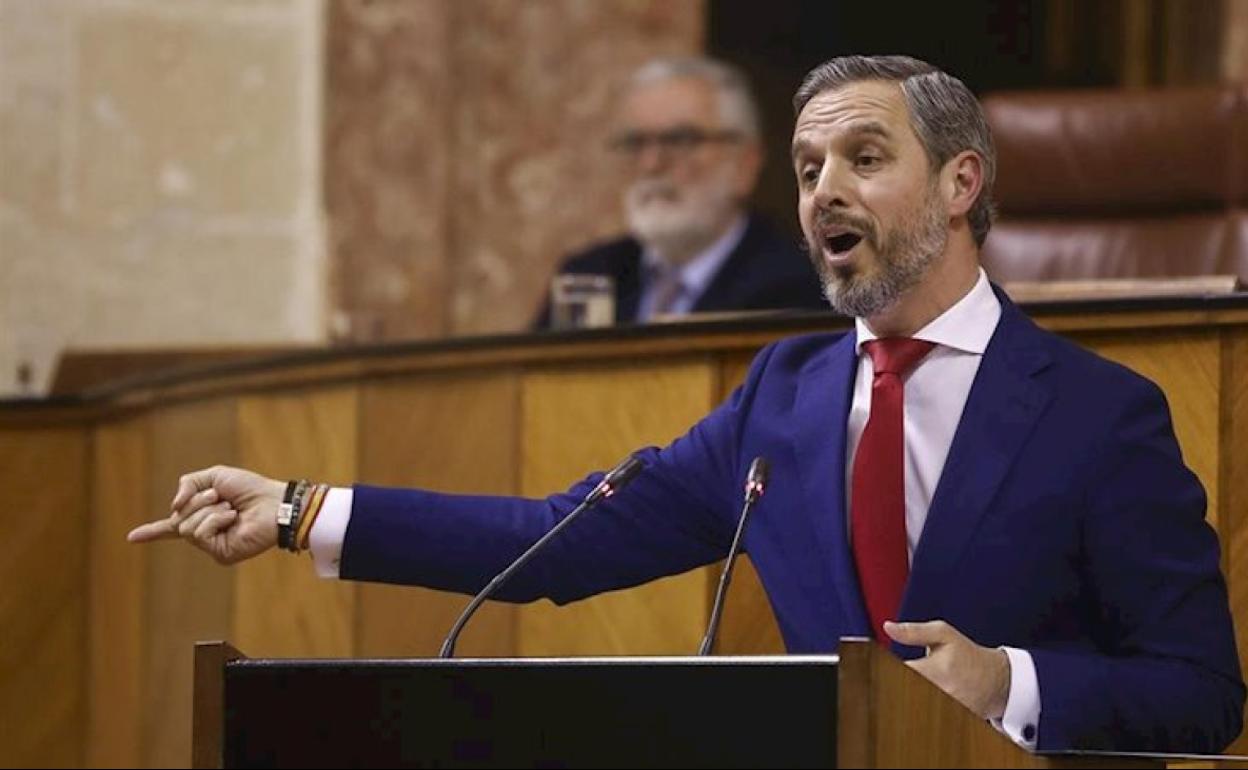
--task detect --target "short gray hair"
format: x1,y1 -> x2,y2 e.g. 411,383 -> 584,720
629,56 -> 761,140
793,55 -> 996,247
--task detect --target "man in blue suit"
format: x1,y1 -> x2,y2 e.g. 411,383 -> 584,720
131,55 -> 1244,752
532,56 -> 825,329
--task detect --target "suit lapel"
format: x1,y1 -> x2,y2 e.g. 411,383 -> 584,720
899,297 -> 1054,622
791,329 -> 873,636
615,247 -> 644,323
691,216 -> 759,313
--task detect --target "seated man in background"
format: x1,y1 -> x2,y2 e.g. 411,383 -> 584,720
534,56 -> 826,329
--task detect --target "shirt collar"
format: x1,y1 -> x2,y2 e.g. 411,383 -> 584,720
641,214 -> 749,296
855,267 -> 1001,355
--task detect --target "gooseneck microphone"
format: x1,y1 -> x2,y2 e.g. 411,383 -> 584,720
698,456 -> 769,656
439,454 -> 645,658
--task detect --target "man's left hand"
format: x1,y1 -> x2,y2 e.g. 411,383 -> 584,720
883,619 -> 1011,720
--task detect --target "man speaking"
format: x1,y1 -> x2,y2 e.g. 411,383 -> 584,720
129,55 -> 1244,752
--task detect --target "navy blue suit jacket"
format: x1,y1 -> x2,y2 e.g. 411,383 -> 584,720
532,213 -> 826,329
342,292 -> 1244,752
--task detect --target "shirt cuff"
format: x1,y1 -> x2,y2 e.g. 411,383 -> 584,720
992,646 -> 1041,749
308,486 -> 353,578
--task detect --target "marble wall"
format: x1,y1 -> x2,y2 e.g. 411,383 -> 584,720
325,0 -> 705,342
0,0 -> 326,396
323,0 -> 451,343
0,0 -> 704,395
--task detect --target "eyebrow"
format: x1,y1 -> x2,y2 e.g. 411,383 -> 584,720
845,121 -> 893,140
791,120 -> 895,162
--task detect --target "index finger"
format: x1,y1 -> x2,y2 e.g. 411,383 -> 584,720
126,517 -> 180,544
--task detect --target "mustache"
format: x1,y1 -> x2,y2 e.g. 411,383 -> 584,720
809,210 -> 879,249
628,179 -> 680,199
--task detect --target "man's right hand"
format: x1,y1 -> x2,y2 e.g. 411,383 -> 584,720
127,465 -> 286,565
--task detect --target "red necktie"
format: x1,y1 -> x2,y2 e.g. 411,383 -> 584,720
851,337 -> 935,644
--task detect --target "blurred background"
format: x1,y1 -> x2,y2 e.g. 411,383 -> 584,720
3,0 -> 1245,399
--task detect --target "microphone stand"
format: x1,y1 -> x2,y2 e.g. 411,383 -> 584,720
699,457 -> 768,656
439,455 -> 644,658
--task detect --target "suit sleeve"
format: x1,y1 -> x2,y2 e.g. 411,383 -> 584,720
1030,378 -> 1245,751
338,344 -> 781,604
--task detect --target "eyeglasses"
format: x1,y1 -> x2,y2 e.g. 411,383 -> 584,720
609,126 -> 744,158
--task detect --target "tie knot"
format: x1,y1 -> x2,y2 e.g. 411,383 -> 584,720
863,338 -> 935,377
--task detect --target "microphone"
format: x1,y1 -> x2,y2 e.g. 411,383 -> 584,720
698,456 -> 768,656
439,454 -> 645,658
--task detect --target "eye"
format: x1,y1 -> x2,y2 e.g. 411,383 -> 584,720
855,152 -> 881,169
609,132 -> 646,154
799,165 -> 821,187
662,127 -> 704,152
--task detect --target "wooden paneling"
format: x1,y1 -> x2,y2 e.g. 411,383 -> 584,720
835,640 -> 1136,768
356,373 -> 520,657
718,350 -> 756,401
713,556 -> 786,654
1077,332 -> 1222,527
142,400 -> 237,769
191,642 -> 242,770
51,345 -> 302,396
7,304 -> 1248,766
517,360 -> 717,655
715,352 -> 788,654
0,427 -> 88,768
86,418 -> 149,769
1225,330 -> 1248,755
9,309 -> 1248,424
232,388 -> 358,659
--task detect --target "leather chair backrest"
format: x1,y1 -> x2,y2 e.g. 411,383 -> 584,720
979,86 -> 1248,283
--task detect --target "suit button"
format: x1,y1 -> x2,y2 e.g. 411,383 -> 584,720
1022,724 -> 1036,742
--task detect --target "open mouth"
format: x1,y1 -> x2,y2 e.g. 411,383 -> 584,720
824,232 -> 863,256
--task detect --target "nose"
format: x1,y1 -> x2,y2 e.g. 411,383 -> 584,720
635,141 -> 669,176
811,161 -> 851,211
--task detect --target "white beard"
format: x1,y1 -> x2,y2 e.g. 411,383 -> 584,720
624,163 -> 740,263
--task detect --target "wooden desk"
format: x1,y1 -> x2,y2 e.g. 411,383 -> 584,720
4,296 -> 1248,767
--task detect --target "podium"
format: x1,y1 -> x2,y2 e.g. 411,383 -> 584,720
192,640 -> 1164,769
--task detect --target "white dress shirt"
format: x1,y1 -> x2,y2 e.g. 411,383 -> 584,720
848,268 -> 1038,748
308,267 -> 1040,748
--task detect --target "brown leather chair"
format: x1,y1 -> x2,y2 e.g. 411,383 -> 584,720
980,85 -> 1248,284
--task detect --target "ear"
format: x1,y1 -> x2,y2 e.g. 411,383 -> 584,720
941,150 -> 984,220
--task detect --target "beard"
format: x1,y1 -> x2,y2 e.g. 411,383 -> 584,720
623,163 -> 739,263
804,185 -> 948,318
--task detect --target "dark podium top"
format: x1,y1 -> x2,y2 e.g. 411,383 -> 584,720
222,654 -> 838,769
196,641 -> 1192,770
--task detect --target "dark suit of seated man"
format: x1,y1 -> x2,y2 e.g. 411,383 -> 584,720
534,57 -> 826,330
543,211 -> 826,326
